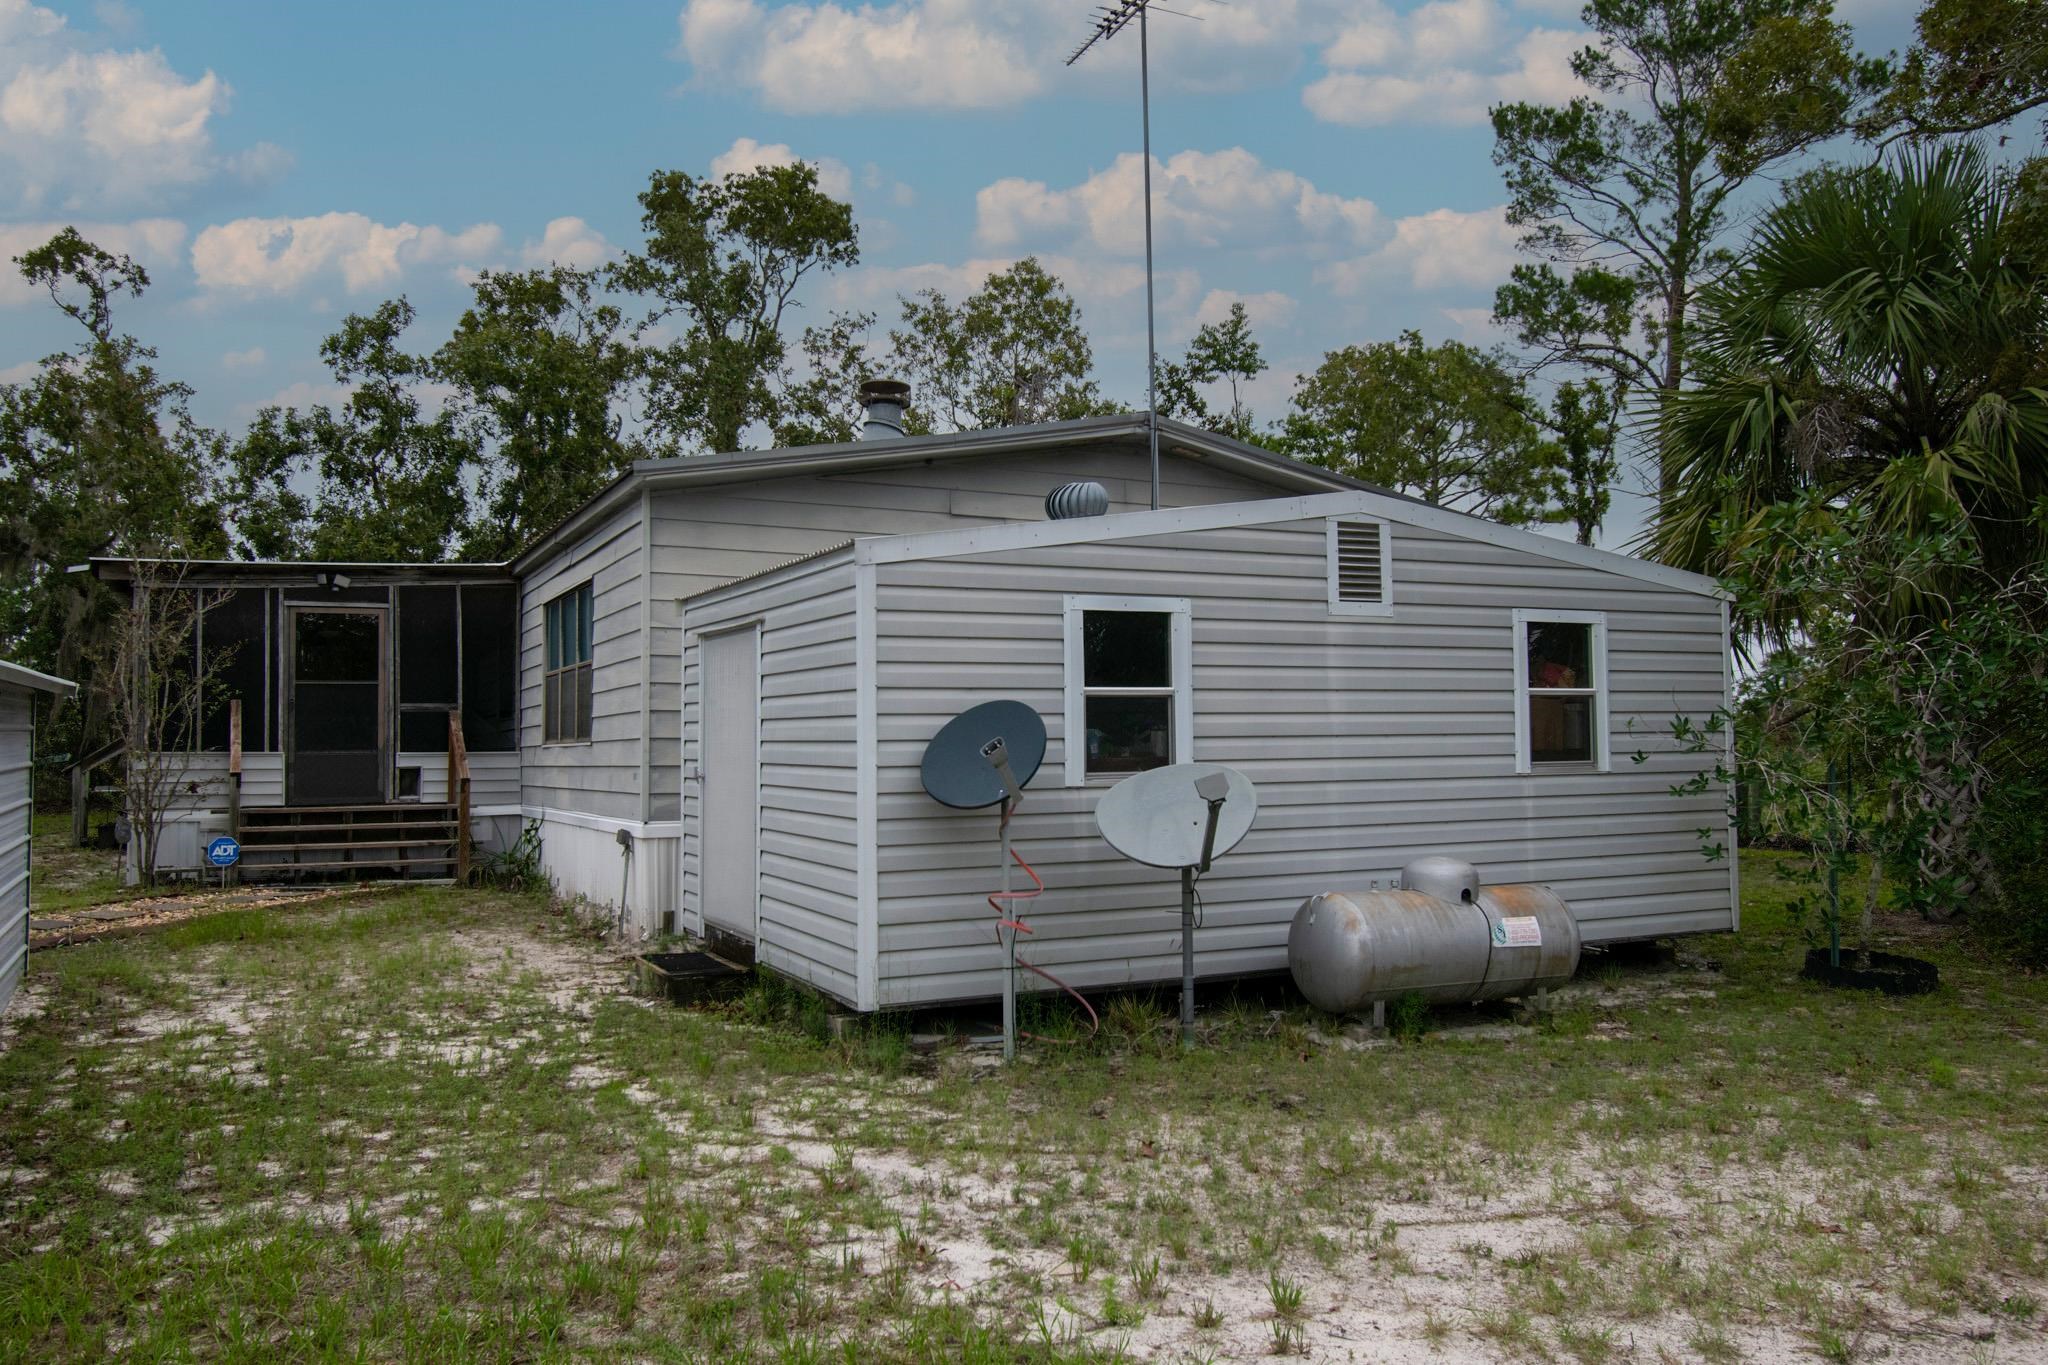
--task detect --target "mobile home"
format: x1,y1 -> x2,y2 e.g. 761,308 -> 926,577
113,403 -> 1734,1009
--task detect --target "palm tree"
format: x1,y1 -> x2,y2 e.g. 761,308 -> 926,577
1652,143 -> 2048,638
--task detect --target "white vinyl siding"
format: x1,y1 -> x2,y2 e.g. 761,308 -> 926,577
520,497 -> 645,821
1,687 -> 31,1015
681,548 -> 861,1002
636,445 -> 1280,823
862,514 -> 1731,1008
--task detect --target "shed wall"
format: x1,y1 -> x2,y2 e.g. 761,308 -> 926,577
681,551 -> 862,1001
1,688 -> 33,1016
868,516 -> 1732,1007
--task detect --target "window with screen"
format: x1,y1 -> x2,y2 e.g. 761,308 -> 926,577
461,584 -> 519,752
199,587 -> 269,752
1063,596 -> 1191,783
1515,611 -> 1607,771
544,583 -> 593,743
397,585 -> 458,753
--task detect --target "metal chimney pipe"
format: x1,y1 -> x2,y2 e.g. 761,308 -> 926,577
858,379 -> 910,440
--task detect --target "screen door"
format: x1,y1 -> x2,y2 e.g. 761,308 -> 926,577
287,607 -> 388,805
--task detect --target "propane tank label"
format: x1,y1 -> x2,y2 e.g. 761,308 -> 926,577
1493,916 -> 1543,948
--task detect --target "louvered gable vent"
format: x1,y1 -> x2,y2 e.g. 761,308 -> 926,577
1335,521 -> 1385,605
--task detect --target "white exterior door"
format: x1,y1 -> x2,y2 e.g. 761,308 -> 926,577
700,625 -> 760,941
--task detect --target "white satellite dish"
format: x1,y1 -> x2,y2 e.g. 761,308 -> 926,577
1095,762 -> 1258,1046
1096,763 -> 1257,870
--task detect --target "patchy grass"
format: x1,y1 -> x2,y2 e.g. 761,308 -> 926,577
28,808 -> 126,914
0,851 -> 2043,1362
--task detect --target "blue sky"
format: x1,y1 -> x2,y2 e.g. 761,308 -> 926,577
2,0 -> 1920,541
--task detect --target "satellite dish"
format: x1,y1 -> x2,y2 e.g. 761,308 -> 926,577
1096,763 -> 1257,870
920,700 -> 1046,809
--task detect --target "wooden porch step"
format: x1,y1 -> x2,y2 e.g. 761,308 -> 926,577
240,837 -> 454,856
238,855 -> 457,876
240,820 -> 457,839
242,804 -> 458,820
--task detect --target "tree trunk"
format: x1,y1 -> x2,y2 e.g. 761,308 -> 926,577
1659,280 -> 1688,499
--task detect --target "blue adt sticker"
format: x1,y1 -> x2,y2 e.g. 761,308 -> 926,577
206,836 -> 241,868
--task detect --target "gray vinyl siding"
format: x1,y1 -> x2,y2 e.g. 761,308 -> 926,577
639,444 -> 1276,821
682,549 -> 861,1001
1,688 -> 33,1015
868,516 -> 1732,1008
520,495 -> 646,821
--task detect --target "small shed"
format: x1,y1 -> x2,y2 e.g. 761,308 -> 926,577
678,490 -> 1736,1012
2,661 -> 76,1017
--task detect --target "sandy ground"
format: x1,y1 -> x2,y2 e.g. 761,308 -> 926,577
10,901 -> 2046,1364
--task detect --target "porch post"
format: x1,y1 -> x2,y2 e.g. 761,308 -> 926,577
449,710 -> 471,884
226,699 -> 242,886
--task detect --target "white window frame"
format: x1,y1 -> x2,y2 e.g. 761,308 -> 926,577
1326,516 -> 1395,617
1511,608 -> 1609,774
1063,594 -> 1193,787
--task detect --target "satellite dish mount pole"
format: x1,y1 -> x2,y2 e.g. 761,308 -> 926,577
983,738 -> 1024,1061
1181,770 -> 1231,1046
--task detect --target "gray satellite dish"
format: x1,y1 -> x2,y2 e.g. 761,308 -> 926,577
1096,763 -> 1257,870
1095,762 -> 1258,1047
921,700 -> 1049,1063
920,701 -> 1046,809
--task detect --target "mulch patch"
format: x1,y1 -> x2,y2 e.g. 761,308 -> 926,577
28,885 -> 382,950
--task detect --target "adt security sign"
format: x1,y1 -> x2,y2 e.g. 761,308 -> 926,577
206,836 -> 241,868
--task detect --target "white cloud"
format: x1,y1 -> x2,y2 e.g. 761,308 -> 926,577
977,148 -> 1379,256
0,358 -> 41,385
678,0 -> 1044,114
676,0 -> 1584,125
517,216 -> 615,270
1441,306 -> 1505,343
221,345 -> 265,370
827,252 -> 1195,324
1314,205 -> 1519,296
0,0 -> 287,210
709,136 -> 854,201
191,213 -> 503,295
0,216 -> 187,307
1304,0 -> 1587,127
1195,289 -> 1297,334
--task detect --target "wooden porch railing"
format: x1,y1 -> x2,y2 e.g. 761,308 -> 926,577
448,710 -> 472,883
226,699 -> 242,886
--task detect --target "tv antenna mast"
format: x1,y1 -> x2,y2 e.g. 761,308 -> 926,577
1067,1 -> 1210,512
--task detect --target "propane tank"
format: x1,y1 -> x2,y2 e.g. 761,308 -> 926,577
1287,859 -> 1580,1016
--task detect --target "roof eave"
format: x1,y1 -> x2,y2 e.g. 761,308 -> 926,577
508,416 -> 1363,576
0,660 -> 77,697
89,558 -> 512,584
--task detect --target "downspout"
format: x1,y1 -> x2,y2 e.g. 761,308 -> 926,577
624,484 -> 654,937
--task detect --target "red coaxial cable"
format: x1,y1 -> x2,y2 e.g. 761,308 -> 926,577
986,802 -> 1099,1041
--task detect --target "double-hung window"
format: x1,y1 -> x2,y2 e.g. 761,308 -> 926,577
1512,609 -> 1608,772
1062,595 -> 1193,785
544,583 -> 594,743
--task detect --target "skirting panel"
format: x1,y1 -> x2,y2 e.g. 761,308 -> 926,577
526,810 -> 680,938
